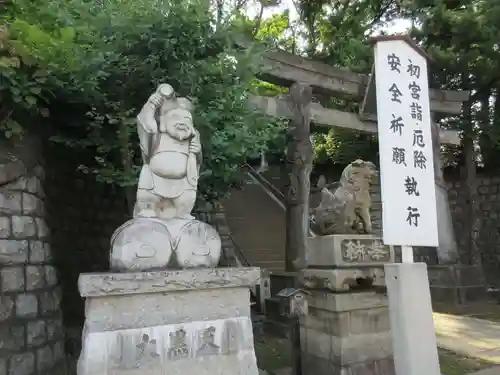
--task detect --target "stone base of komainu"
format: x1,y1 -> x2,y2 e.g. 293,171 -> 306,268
302,234 -> 395,292
77,268 -> 261,375
110,217 -> 222,271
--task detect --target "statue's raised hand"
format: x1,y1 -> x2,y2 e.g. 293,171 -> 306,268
148,92 -> 163,108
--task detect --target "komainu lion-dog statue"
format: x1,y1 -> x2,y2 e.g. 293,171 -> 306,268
311,159 -> 378,235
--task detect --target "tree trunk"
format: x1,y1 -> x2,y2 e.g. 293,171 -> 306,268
461,73 -> 482,268
285,83 -> 313,272
478,89 -> 494,169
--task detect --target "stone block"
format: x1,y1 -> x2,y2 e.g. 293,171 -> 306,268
8,352 -> 35,375
35,218 -> 49,238
306,234 -> 394,268
43,243 -> 51,262
0,240 -> 29,264
33,166 -> 45,182
428,266 -> 455,286
52,341 -> 65,362
26,320 -> 46,347
27,176 -> 43,196
25,266 -> 46,290
79,317 -> 257,375
306,291 -> 388,312
78,267 -> 260,297
0,217 -> 10,238
0,295 -> 14,321
5,177 -> 28,191
36,345 -> 53,372
0,324 -> 25,351
300,268 -> 386,292
1,266 -> 25,292
301,306 -> 390,338
52,288 -> 62,311
455,265 -> 485,286
78,268 -> 261,375
16,294 -> 38,317
0,191 -> 22,215
348,307 -> 391,335
85,287 -> 251,332
299,291 -> 393,375
22,193 -> 43,216
428,264 -> 486,306
459,285 -> 488,303
301,351 -> 394,375
44,266 -> 58,287
300,328 -> 392,365
46,319 -> 63,341
12,216 -> 36,238
39,291 -> 55,314
301,308 -> 350,337
29,241 -> 46,264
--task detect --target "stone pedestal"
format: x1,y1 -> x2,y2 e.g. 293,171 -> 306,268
77,267 -> 260,375
303,234 -> 395,292
299,234 -> 395,375
300,291 -> 395,375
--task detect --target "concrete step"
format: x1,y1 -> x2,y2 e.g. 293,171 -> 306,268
224,180 -> 286,271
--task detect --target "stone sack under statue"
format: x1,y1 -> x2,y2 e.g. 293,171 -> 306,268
109,84 -> 221,271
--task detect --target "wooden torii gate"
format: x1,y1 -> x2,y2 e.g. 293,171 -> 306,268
243,36 -> 468,272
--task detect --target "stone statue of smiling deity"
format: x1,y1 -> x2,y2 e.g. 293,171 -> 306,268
110,84 -> 221,272
134,83 -> 202,220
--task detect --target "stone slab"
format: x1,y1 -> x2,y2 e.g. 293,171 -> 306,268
306,234 -> 394,268
84,287 -> 251,332
78,316 -> 259,375
301,353 -> 395,375
305,291 -> 388,312
300,268 -> 386,292
299,290 -> 394,374
301,306 -> 390,337
78,267 -> 260,297
300,327 -> 392,365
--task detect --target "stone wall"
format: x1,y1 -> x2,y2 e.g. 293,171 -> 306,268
446,173 -> 500,286
0,137 -> 66,375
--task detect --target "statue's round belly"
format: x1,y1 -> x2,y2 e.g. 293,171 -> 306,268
149,152 -> 188,178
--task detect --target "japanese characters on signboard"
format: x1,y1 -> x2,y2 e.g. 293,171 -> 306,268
373,39 -> 439,247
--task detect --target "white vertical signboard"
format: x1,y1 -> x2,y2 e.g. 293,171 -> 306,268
374,39 -> 439,247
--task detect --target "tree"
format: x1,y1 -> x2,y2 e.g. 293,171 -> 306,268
2,0 -> 282,203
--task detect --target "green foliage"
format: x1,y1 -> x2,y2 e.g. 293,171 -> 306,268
2,0 -> 283,201
313,129 -> 378,166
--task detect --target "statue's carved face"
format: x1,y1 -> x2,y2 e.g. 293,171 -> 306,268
163,108 -> 194,141
345,160 -> 378,185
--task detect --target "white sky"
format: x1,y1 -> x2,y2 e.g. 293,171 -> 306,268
245,0 -> 412,35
